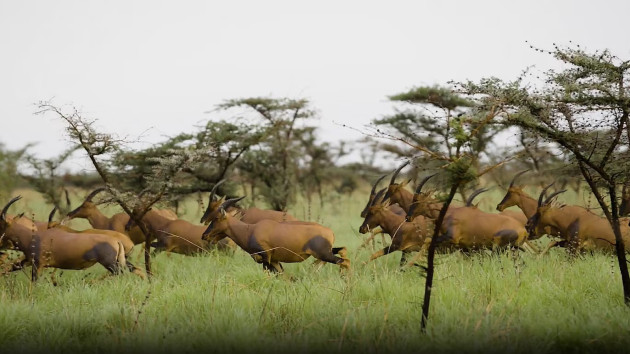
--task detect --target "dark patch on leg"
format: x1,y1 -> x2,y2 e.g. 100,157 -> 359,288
303,236 -> 344,265
494,229 -> 519,245
85,243 -> 120,274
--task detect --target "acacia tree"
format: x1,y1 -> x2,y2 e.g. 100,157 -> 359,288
368,87 -> 513,332
113,120 -> 266,211
36,102 -> 205,277
457,44 -> 630,303
373,86 -> 505,200
217,97 -> 319,210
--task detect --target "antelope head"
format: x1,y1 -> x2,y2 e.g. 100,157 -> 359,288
359,190 -> 388,234
496,170 -> 530,211
525,183 -> 566,238
360,174 -> 389,218
200,180 -> 227,225
0,196 -> 23,235
406,174 -> 437,222
202,196 -> 246,242
383,161 -> 410,201
66,188 -> 106,219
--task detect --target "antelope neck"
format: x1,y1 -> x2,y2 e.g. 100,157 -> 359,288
224,216 -> 254,250
376,209 -> 406,236
515,192 -> 538,219
85,208 -> 111,230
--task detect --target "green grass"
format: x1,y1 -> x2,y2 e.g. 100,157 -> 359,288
1,186 -> 629,354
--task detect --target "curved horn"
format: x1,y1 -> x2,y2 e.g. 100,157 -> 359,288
466,188 -> 489,207
538,183 -> 555,207
85,187 -> 106,202
414,174 -> 437,195
509,169 -> 530,188
220,196 -> 246,212
544,190 -> 567,206
371,189 -> 387,208
209,179 -> 226,202
1,196 -> 22,222
48,206 -> 58,224
389,161 -> 410,185
370,174 -> 389,196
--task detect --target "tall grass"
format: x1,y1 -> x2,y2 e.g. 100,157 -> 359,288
1,186 -> 629,354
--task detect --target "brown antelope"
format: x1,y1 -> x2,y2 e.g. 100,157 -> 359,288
433,188 -> 530,251
526,185 -> 630,253
126,208 -> 236,255
496,170 -> 561,239
202,197 -> 350,273
200,180 -> 298,225
0,197 -> 129,281
359,190 -> 434,267
66,188 -> 177,245
47,207 -> 145,278
358,173 -> 407,249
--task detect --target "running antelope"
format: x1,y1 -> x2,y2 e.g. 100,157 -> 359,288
526,185 -> 630,253
359,190 -> 434,267
1,197 -> 129,281
202,197 -> 350,273
126,208 -> 236,255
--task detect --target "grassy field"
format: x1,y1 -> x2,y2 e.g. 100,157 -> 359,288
1,186 -> 629,354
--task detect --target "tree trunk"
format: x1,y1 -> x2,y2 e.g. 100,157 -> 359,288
608,186 -> 630,304
421,183 -> 459,332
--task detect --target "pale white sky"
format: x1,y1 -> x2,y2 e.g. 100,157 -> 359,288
1,0 -> 629,171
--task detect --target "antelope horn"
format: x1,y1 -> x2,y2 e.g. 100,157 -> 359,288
370,174 -> 389,196
509,169 -> 530,188
389,161 -> 410,185
1,196 -> 22,222
370,189 -> 387,208
466,188 -> 490,207
538,183 -> 555,207
414,174 -> 437,195
84,187 -> 106,202
544,190 -> 567,206
209,179 -> 226,202
220,196 -> 246,212
48,206 -> 58,224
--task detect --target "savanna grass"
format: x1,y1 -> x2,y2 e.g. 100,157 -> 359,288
1,186 -> 629,354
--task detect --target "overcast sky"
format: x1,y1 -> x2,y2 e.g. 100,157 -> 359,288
1,0 -> 629,171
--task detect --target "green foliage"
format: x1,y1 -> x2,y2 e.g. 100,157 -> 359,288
219,96 -> 330,210
388,85 -> 475,110
0,142 -> 29,200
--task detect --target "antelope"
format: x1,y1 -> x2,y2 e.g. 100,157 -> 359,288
496,170 -> 561,239
66,188 -> 177,245
126,208 -> 236,255
0,197 -> 129,281
47,207 -> 145,278
434,188 -> 530,251
526,185 -> 630,254
200,180 -> 298,225
359,190 -> 434,267
202,197 -> 350,273
358,173 -> 407,249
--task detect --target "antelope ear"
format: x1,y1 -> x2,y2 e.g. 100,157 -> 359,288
220,208 -> 227,217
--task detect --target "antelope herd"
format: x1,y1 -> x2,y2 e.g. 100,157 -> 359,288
1,162 -> 630,282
